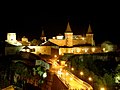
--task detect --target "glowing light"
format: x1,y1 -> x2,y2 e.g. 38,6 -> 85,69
103,48 -> 106,52
88,77 -> 92,81
70,77 -> 73,81
54,55 -> 57,58
76,48 -> 81,53
80,71 -> 84,76
115,74 -> 120,84
100,87 -> 105,90
43,72 -> 47,78
85,48 -> 88,52
66,72 -> 68,76
92,48 -> 95,52
27,49 -> 30,52
81,37 -> 85,40
71,67 -> 74,71
65,64 -> 67,66
60,68 -> 62,71
57,70 -> 62,77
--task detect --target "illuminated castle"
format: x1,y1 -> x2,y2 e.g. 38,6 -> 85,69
47,22 -> 102,55
49,22 -> 95,46
5,22 -> 102,56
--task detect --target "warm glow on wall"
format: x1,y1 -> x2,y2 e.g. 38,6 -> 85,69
85,48 -> 88,52
100,87 -> 105,90
81,37 -> 85,40
26,49 -> 30,52
91,47 -> 95,52
76,48 -> 81,53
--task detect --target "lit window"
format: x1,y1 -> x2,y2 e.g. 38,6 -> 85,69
81,37 -> 85,40
27,49 -> 30,52
92,48 -> 95,52
85,48 -> 88,52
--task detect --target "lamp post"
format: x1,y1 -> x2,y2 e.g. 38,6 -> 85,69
88,76 -> 93,87
80,71 -> 84,80
88,77 -> 92,81
71,67 -> 74,71
80,71 -> 84,76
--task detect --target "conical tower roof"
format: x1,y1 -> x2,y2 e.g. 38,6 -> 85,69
41,30 -> 45,37
65,22 -> 72,33
87,24 -> 92,34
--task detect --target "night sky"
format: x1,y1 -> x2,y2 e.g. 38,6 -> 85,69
2,2 -> 120,45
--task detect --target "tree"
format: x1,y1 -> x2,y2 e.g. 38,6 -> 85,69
31,39 -> 42,46
33,65 -> 47,84
31,39 -> 40,46
103,73 -> 115,90
10,62 -> 32,87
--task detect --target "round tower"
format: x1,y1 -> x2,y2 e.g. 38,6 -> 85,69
65,22 -> 73,47
7,33 -> 16,42
40,30 -> 46,43
86,24 -> 94,45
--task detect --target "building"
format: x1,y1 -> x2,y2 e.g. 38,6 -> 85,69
49,22 -> 95,46
48,22 -> 101,55
5,22 -> 102,56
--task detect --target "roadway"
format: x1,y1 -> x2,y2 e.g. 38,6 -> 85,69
49,58 -> 93,90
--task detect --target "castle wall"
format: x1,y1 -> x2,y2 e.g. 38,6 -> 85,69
59,48 -> 67,55
73,39 -> 86,45
59,46 -> 102,55
35,46 -> 51,55
59,48 -> 73,55
5,46 -> 23,55
49,39 -> 66,46
73,46 -> 102,54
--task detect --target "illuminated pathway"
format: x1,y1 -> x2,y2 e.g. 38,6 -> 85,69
56,69 -> 93,90
49,59 -> 93,90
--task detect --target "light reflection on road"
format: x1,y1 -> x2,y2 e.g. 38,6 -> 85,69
49,58 -> 93,90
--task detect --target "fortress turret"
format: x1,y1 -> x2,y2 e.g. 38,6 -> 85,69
64,22 -> 73,47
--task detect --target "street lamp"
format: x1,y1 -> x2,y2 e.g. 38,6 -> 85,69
100,87 -> 105,90
71,67 -> 74,71
80,71 -> 84,80
88,77 -> 92,81
54,55 -> 57,58
80,71 -> 84,76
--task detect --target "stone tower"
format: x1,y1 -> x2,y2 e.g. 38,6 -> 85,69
64,22 -> 73,47
40,30 -> 46,42
7,33 -> 16,42
86,24 -> 94,45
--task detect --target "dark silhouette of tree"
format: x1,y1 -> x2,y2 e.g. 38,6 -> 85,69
31,39 -> 42,46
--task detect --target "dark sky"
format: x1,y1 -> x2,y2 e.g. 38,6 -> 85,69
2,2 -> 120,44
